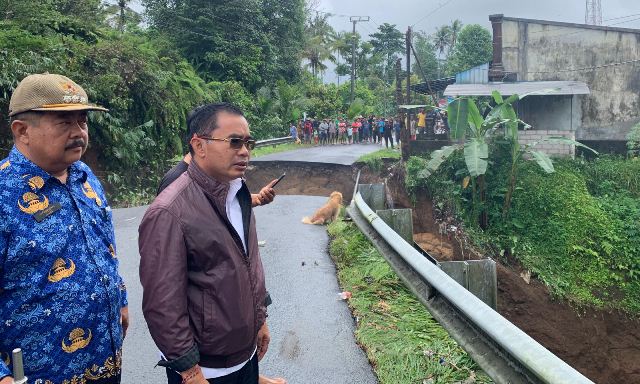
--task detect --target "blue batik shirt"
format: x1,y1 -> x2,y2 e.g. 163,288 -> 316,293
0,147 -> 127,384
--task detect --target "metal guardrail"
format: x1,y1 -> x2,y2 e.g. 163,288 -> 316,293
346,192 -> 594,384
255,136 -> 294,148
12,348 -> 27,384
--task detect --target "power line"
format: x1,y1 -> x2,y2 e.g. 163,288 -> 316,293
603,12 -> 640,22
608,16 -> 640,26
411,0 -> 456,28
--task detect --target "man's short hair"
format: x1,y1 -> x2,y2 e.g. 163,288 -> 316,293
187,102 -> 245,154
9,111 -> 43,138
9,111 -> 43,125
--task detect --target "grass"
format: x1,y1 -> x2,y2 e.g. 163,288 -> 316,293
357,148 -> 401,163
357,149 -> 401,172
327,219 -> 492,384
252,143 -> 311,158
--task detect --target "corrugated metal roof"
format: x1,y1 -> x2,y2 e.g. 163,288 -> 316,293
444,81 -> 590,96
411,77 -> 456,95
456,63 -> 489,84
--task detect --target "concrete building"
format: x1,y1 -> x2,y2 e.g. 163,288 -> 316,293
486,14 -> 640,152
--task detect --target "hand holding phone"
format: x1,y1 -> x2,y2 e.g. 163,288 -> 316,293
271,173 -> 286,188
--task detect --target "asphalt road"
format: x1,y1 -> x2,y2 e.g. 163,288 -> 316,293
116,198 -> 377,383
115,143 -> 381,383
253,142 -> 387,165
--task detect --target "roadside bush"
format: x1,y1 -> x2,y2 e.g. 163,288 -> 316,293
405,148 -> 640,314
509,164 -> 638,310
626,121 -> 640,158
579,156 -> 640,198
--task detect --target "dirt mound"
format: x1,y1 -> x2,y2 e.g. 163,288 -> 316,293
413,232 -> 454,261
247,159 -> 640,384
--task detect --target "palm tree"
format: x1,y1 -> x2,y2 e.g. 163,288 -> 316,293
449,19 -> 463,49
433,26 -> 451,57
103,0 -> 138,33
303,12 -> 336,79
301,35 -> 334,78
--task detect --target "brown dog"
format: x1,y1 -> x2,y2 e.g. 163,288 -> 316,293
302,191 -> 343,225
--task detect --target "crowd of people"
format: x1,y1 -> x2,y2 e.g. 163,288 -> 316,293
289,108 -> 450,150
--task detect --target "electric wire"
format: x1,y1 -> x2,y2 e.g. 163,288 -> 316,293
411,0 -> 456,28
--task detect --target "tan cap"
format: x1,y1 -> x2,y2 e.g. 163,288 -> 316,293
9,73 -> 108,117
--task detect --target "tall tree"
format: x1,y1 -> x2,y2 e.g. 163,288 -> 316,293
447,24 -> 492,75
433,25 -> 451,57
302,11 -> 335,79
412,31 -> 438,80
1,0 -> 102,41
370,23 -> 404,81
449,19 -> 463,49
262,0 -> 306,83
143,0 -> 275,90
104,0 -> 141,33
331,31 -> 352,83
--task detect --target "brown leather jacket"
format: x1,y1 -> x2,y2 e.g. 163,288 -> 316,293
139,160 -> 267,371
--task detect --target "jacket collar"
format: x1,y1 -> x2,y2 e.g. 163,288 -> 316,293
187,158 -> 232,203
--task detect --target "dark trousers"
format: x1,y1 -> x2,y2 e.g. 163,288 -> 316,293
166,354 -> 259,384
384,133 -> 394,148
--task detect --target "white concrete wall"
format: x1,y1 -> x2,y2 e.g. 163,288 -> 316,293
501,18 -> 640,141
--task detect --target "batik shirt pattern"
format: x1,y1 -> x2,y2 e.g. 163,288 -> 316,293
0,147 -> 127,383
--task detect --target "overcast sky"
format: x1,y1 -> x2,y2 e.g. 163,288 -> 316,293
129,0 -> 640,82
315,0 -> 640,36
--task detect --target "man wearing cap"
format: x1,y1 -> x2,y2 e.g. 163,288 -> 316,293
0,73 -> 128,384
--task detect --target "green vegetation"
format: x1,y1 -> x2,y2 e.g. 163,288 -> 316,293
626,121 -> 640,157
252,143 -> 310,158
327,219 -> 492,384
0,1 -> 493,205
406,148 -> 640,314
357,148 -> 401,172
405,92 -> 637,314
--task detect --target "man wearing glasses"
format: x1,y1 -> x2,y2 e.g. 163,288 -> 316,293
139,103 -> 279,384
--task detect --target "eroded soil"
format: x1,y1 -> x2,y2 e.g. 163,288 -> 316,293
246,160 -> 640,384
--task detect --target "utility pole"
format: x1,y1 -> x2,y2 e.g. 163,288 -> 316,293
402,27 -> 412,161
585,0 -> 602,25
349,16 -> 369,103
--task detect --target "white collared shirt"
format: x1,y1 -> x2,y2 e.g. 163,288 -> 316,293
165,178 -> 254,379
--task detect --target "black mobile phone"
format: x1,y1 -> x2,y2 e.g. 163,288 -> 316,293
272,173 -> 286,187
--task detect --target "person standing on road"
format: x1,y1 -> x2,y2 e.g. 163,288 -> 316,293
319,119 -> 329,146
338,118 -> 347,144
0,73 -> 128,384
351,118 -> 361,144
383,118 -> 394,149
139,103 -> 272,384
417,108 -> 427,135
303,118 -> 312,144
377,117 -> 386,145
328,118 -> 337,145
155,135 -> 285,384
289,122 -> 298,143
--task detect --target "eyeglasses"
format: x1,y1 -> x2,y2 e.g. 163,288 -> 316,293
196,135 -> 256,150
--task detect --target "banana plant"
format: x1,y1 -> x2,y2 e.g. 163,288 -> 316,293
419,90 -> 596,227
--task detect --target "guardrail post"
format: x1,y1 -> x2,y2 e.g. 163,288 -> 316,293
439,260 -> 497,309
357,184 -> 385,211
376,209 -> 413,244
12,348 -> 27,384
